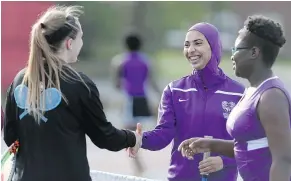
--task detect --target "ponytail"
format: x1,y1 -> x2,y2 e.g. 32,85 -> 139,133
22,5 -> 89,123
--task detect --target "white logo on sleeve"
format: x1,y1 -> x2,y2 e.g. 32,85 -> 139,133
179,98 -> 188,102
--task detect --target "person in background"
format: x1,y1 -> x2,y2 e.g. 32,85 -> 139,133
128,22 -> 245,181
111,33 -> 161,176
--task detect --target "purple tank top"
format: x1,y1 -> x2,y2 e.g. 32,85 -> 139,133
226,76 -> 291,181
120,52 -> 149,97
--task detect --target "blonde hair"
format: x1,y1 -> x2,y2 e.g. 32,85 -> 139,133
22,5 -> 88,122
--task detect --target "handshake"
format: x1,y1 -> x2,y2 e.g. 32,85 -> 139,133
126,123 -> 143,158
125,125 -> 224,175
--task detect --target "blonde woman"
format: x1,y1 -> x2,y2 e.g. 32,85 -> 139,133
3,5 -> 142,181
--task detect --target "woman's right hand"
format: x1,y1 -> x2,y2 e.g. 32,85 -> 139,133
178,137 -> 212,160
127,123 -> 143,158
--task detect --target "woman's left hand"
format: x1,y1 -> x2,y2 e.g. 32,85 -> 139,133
199,156 -> 223,175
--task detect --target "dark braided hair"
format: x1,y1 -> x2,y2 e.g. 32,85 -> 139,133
244,15 -> 286,47
243,15 -> 286,67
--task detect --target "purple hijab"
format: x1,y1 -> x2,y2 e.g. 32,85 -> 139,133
188,22 -> 225,89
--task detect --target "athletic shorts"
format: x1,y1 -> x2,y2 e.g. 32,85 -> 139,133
123,96 -> 153,125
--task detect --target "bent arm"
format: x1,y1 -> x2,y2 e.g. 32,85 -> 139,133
210,139 -> 235,158
110,55 -> 123,90
4,84 -> 18,146
258,88 -> 291,181
80,76 -> 136,151
142,84 -> 176,151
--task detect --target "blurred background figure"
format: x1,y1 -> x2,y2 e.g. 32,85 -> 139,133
111,33 -> 161,176
2,1 -> 291,180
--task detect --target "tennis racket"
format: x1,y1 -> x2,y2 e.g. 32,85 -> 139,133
1,140 -> 19,181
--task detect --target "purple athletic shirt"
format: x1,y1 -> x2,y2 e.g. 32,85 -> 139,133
227,76 -> 291,181
120,52 -> 149,97
141,23 -> 245,181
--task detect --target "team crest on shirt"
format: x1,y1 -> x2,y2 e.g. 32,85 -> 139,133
221,101 -> 236,119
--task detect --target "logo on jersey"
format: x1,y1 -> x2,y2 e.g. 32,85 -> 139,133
14,84 -> 62,122
221,101 -> 236,119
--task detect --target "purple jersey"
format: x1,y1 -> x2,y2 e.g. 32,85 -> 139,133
141,23 -> 245,181
227,77 -> 291,181
120,52 -> 149,97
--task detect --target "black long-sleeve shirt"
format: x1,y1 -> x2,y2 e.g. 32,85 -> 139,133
4,68 -> 136,181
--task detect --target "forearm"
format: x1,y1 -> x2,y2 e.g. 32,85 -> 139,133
4,129 -> 17,146
270,159 -> 291,181
142,84 -> 175,150
113,72 -> 121,90
141,128 -> 174,151
104,129 -> 136,151
84,108 -> 136,151
114,79 -> 121,90
4,110 -> 18,146
210,139 -> 235,158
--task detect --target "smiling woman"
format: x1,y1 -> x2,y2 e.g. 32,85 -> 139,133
178,15 -> 291,181
127,22 -> 245,181
183,30 -> 212,70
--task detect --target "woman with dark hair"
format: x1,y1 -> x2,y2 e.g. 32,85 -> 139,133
179,15 -> 291,181
128,22 -> 245,181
